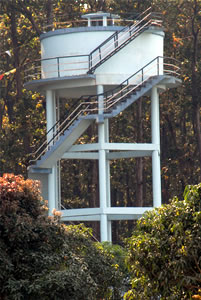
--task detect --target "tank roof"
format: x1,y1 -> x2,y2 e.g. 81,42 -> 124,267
81,11 -> 120,20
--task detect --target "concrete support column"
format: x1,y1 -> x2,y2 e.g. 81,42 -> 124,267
46,90 -> 56,143
48,165 -> 57,213
151,86 -> 161,207
105,118 -> 112,242
97,85 -> 108,242
56,96 -> 61,209
105,118 -> 111,207
46,90 -> 58,214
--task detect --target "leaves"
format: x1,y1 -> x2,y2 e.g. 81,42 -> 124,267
0,174 -> 123,299
125,183 -> 201,299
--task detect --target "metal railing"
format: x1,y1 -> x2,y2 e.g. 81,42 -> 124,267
24,7 -> 162,81
29,56 -> 180,165
42,15 -> 140,31
88,7 -> 162,73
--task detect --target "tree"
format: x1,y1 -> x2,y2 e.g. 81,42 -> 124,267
0,173 -> 123,300
125,183 -> 201,299
1,0 -> 201,242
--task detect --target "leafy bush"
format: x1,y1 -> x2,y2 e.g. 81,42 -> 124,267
124,183 -> 201,300
0,174 -> 123,300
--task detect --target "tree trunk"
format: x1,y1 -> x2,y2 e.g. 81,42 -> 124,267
10,11 -> 22,101
191,0 -> 201,178
45,0 -> 54,31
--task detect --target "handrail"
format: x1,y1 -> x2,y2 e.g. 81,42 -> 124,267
87,7 -> 155,72
25,7 -> 162,81
88,7 -> 151,55
29,56 -> 180,164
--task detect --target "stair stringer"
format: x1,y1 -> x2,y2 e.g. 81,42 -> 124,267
30,118 -> 93,169
104,75 -> 165,118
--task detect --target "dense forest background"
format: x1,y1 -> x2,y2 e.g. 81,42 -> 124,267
0,0 -> 200,242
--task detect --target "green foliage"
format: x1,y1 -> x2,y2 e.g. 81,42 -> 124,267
0,174 -> 123,300
101,241 -> 128,275
124,183 -> 201,299
1,0 -> 201,241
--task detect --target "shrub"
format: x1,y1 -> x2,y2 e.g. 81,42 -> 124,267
0,174 -> 123,300
124,183 -> 201,300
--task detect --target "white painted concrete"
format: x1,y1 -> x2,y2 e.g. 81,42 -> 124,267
48,164 -> 57,213
41,26 -> 164,83
151,86 -> 162,207
97,85 -> 109,242
46,89 -> 56,142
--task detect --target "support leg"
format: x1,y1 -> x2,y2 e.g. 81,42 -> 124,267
46,90 -> 59,213
151,86 -> 162,207
97,85 -> 109,242
99,130 -> 108,241
105,118 -> 112,242
46,90 -> 56,142
48,165 -> 57,213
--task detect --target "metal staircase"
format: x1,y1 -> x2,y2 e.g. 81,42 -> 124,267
28,56 -> 180,169
88,7 -> 162,74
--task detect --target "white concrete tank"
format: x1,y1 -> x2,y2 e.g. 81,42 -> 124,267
25,11 -> 165,99
40,11 -> 164,88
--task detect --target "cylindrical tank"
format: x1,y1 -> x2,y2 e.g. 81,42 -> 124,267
33,11 -> 165,97
40,26 -> 124,78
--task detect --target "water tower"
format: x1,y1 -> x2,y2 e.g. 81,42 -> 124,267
26,8 -> 181,242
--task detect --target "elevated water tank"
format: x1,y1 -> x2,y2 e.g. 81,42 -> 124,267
27,11 -> 164,98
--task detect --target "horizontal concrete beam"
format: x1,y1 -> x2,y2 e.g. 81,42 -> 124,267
60,207 -> 153,221
62,152 -> 99,159
62,150 -> 153,160
68,142 -> 159,152
107,150 -> 152,159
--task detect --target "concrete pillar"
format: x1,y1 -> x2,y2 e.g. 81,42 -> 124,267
48,165 -> 57,213
97,85 -> 108,242
46,90 -> 56,143
105,118 -> 112,242
105,118 -> 111,207
46,90 -> 58,214
56,96 -> 61,209
151,86 -> 161,207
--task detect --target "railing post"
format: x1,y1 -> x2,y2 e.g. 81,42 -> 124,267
157,56 -> 159,75
88,55 -> 90,70
114,32 -> 118,48
120,85 -> 123,97
126,79 -> 129,92
129,24 -> 132,37
142,69 -> 144,82
99,48 -> 101,61
57,57 -> 60,77
89,54 -> 92,69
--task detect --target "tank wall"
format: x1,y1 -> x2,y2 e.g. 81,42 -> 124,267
95,31 -> 164,85
41,29 -> 118,78
40,28 -> 164,82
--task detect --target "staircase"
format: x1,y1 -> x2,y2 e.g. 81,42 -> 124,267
28,56 -> 180,169
88,7 -> 162,74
